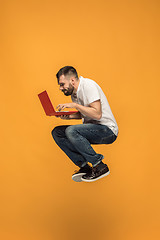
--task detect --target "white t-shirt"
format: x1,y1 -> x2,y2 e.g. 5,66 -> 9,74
71,76 -> 119,136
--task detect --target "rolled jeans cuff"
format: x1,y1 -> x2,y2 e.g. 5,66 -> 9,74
92,155 -> 104,167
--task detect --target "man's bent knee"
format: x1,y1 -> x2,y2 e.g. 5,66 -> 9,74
65,125 -> 76,138
51,127 -> 56,138
51,125 -> 69,138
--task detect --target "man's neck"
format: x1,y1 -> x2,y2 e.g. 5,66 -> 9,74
73,78 -> 80,93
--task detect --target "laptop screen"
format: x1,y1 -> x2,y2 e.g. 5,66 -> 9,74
38,90 -> 55,116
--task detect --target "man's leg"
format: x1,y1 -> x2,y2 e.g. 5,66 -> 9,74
51,125 -> 87,167
64,123 -> 117,167
51,125 -> 93,182
51,123 -> 117,182
64,123 -> 117,182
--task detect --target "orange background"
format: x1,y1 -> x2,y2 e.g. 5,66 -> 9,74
0,0 -> 160,239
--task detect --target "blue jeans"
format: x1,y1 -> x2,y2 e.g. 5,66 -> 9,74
51,123 -> 117,168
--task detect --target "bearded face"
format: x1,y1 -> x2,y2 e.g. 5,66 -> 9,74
59,74 -> 78,96
62,82 -> 74,96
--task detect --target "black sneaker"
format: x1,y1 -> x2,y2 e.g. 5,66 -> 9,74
81,163 -> 110,182
72,164 -> 92,182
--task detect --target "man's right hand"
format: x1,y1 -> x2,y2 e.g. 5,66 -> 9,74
55,115 -> 70,119
55,112 -> 82,120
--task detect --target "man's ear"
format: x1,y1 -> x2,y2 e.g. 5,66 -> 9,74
70,77 -> 75,86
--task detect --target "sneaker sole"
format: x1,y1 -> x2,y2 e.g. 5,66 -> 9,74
72,173 -> 86,182
81,171 -> 110,182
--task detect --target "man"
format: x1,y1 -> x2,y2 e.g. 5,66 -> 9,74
51,66 -> 118,182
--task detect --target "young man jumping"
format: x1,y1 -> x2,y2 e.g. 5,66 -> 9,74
51,66 -> 118,182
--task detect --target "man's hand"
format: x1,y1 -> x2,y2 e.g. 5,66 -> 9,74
55,112 -> 82,120
56,103 -> 77,111
55,115 -> 70,119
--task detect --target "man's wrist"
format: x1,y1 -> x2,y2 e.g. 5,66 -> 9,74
74,103 -> 78,109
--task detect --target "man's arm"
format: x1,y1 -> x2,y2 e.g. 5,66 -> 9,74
69,111 -> 82,119
55,111 -> 82,120
56,99 -> 102,120
75,100 -> 102,120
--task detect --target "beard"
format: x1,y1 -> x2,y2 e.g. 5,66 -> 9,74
62,83 -> 74,96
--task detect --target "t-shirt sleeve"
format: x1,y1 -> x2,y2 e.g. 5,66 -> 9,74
84,82 -> 101,104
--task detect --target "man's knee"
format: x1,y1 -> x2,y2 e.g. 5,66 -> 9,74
51,126 -> 58,138
51,126 -> 63,138
51,125 -> 69,138
65,125 -> 76,138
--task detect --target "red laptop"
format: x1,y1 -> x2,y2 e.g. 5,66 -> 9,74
38,90 -> 78,116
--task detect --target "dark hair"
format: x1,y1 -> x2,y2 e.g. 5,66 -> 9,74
56,66 -> 78,83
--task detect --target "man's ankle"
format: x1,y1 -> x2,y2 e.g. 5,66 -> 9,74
81,162 -> 88,168
93,161 -> 105,168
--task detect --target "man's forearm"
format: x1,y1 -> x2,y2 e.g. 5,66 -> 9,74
56,102 -> 101,120
69,111 -> 82,119
74,103 -> 101,120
